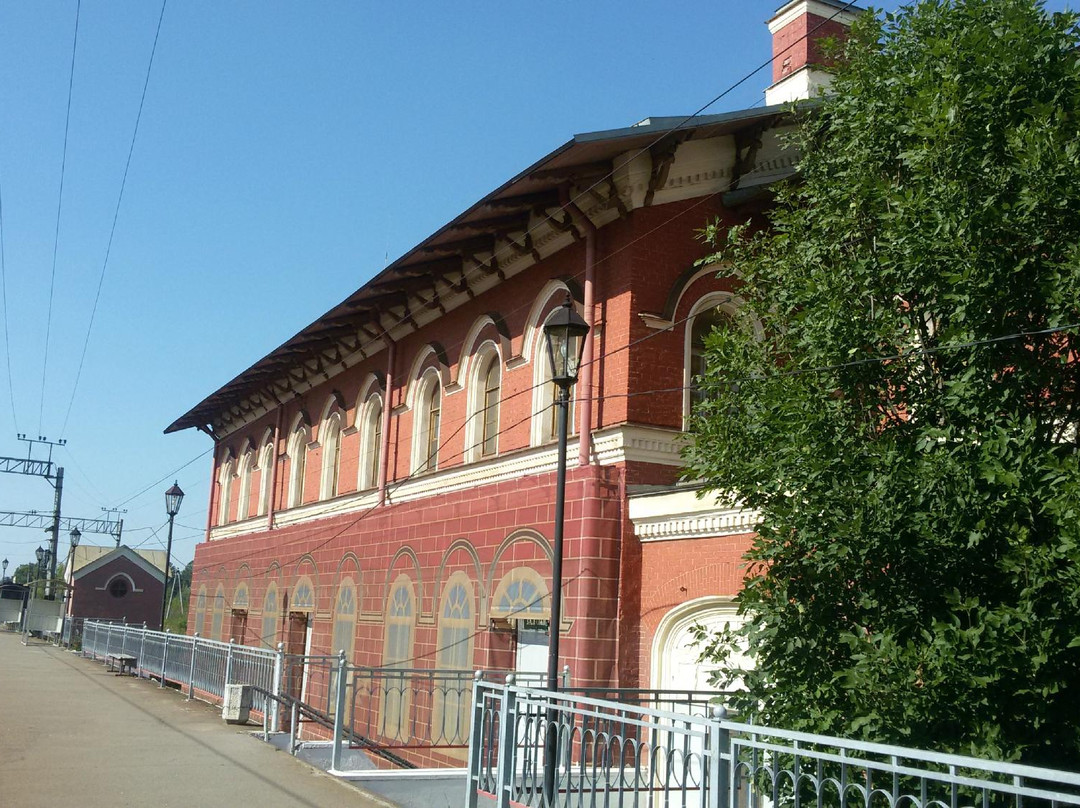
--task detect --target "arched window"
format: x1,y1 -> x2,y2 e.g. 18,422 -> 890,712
358,394 -> 383,491
412,371 -> 442,473
193,586 -> 207,636
236,443 -> 254,522
211,584 -> 226,641
217,454 -> 235,526
329,578 -> 358,712
684,296 -> 737,422
380,576 -> 416,741
261,582 -> 279,649
319,411 -> 343,500
490,567 -> 550,620
287,421 -> 310,509
531,306 -> 578,446
466,346 -> 501,461
433,573 -> 475,743
256,436 -> 275,517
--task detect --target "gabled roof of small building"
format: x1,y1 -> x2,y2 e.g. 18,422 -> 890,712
71,545 -> 168,576
165,103 -> 797,439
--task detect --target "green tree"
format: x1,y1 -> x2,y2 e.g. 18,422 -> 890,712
163,560 -> 192,634
686,0 -> 1080,766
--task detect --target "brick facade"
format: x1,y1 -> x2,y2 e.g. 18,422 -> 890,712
71,554 -> 165,627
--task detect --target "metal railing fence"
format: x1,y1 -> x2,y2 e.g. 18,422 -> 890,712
81,620 -> 281,724
467,678 -> 1080,808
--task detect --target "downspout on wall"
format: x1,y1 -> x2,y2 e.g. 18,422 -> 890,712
560,189 -> 597,467
198,425 -> 219,544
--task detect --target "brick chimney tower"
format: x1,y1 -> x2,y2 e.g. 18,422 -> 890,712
765,0 -> 861,106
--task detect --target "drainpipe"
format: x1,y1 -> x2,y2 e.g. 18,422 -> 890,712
561,189 -> 597,467
266,406 -> 284,531
378,338 -> 396,506
199,426 -> 219,544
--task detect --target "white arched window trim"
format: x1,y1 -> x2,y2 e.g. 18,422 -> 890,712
286,419 -> 311,509
236,441 -> 254,522
358,393 -> 384,491
411,369 -> 442,474
465,341 -> 501,462
217,453 -> 236,526
256,432 -> 275,517
530,305 -> 580,447
319,409 -> 344,500
683,292 -> 756,427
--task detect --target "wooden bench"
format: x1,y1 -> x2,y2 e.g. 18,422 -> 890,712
107,653 -> 137,676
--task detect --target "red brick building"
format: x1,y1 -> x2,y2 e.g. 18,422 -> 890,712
169,0 -> 854,704
66,546 -> 167,628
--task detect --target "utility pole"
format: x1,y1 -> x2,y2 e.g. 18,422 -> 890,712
47,467 -> 63,599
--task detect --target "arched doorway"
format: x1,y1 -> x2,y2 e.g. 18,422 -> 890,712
651,597 -> 750,694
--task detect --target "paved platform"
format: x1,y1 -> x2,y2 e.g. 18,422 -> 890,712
0,630 -> 389,807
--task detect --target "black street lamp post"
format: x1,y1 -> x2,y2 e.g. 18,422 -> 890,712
541,295 -> 589,804
160,482 -> 185,630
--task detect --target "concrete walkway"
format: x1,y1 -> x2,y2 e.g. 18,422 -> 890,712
0,630 -> 388,807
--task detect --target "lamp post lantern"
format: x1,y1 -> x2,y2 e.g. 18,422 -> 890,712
160,482 -> 184,630
540,294 -> 588,804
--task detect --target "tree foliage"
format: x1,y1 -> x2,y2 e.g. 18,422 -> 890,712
685,0 -> 1080,766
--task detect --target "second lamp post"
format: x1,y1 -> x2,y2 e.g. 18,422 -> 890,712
160,481 -> 185,630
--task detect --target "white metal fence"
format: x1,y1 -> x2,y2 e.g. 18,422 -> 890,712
467,677 -> 1080,808
80,620 -> 281,722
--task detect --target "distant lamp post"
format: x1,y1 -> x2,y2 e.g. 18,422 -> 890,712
2,558 -> 7,581
160,482 -> 184,630
70,526 -> 81,550
541,295 -> 588,805
35,545 -> 50,595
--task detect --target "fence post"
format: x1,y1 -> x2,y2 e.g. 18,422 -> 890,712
188,633 -> 200,701
561,665 -> 571,689
225,638 -> 235,687
137,623 -> 147,679
331,650 -> 347,772
271,641 -> 284,733
465,671 -> 485,808
161,630 -> 170,688
710,705 -> 731,808
494,674 -> 518,808
104,621 -> 112,661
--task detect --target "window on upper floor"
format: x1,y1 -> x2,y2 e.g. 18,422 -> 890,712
319,410 -> 343,500
358,394 -> 383,491
466,345 -> 501,461
256,436 -> 274,517
236,443 -> 254,522
531,307 -> 578,446
684,297 -> 736,423
217,454 -> 235,526
287,422 -> 310,509
412,371 -> 442,474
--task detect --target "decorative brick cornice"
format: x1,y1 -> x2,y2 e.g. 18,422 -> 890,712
629,487 -> 759,542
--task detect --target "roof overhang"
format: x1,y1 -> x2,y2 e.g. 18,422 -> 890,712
166,104 -> 800,438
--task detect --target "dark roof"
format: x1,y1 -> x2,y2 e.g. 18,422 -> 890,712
166,104 -> 793,436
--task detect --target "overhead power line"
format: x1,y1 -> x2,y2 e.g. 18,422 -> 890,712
60,0 -> 169,438
40,0 -> 82,436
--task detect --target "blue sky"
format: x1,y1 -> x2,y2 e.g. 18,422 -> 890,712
0,0 -> 1067,574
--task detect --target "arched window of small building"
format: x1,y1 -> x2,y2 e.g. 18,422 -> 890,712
217,452 -> 235,526
411,370 -> 442,474
211,584 -> 226,641
531,305 -> 579,446
193,586 -> 207,636
261,582 -> 279,649
105,573 -> 133,599
684,295 -> 739,423
286,420 -> 310,509
329,578 -> 358,713
432,572 -> 475,743
319,409 -> 343,500
358,394 -> 383,491
380,575 -> 416,741
466,345 -> 501,461
236,442 -> 254,522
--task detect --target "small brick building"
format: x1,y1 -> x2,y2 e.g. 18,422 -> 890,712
169,0 -> 855,736
66,546 -> 167,628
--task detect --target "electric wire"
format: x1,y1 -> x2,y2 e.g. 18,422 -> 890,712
39,0 -> 82,436
60,0 -> 168,438
0,133 -> 18,432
